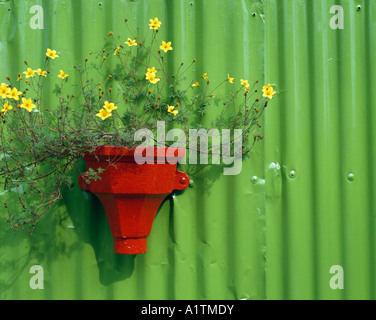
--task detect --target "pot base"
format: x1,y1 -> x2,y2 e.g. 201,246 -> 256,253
114,237 -> 147,255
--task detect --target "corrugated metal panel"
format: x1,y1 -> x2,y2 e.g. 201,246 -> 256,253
265,0 -> 376,300
0,0 -> 266,300
1,0 -> 375,301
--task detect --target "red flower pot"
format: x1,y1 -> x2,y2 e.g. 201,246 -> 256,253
78,146 -> 189,255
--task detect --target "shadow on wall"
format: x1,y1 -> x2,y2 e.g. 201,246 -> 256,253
0,192 -> 85,297
0,225 -> 34,298
0,186 -> 66,298
62,179 -> 137,286
0,180 -> 135,294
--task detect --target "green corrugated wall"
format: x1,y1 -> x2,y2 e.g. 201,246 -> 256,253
265,0 -> 376,300
0,0 -> 375,300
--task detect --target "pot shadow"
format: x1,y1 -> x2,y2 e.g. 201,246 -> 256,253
162,195 -> 176,248
62,183 -> 136,286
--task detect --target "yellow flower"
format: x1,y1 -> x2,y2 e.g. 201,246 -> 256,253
21,98 -> 36,113
146,67 -> 157,76
159,41 -> 173,53
210,94 -> 215,98
146,73 -> 161,85
1,102 -> 12,114
262,84 -> 277,99
202,73 -> 208,80
96,108 -> 112,120
149,17 -> 162,31
192,82 -> 199,87
17,73 -> 22,81
240,79 -> 250,88
36,68 -> 47,77
58,70 -> 69,79
23,68 -> 36,79
227,74 -> 234,83
114,47 -> 120,55
145,67 -> 157,81
7,87 -> 22,101
126,38 -> 137,47
167,105 -> 178,116
104,101 -> 118,112
0,83 -> 10,99
108,31 -> 114,36
46,48 -> 59,59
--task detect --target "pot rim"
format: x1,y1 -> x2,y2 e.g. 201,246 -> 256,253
83,146 -> 186,162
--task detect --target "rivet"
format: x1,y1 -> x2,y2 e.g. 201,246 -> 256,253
347,173 -> 355,182
289,170 -> 296,179
251,176 -> 259,184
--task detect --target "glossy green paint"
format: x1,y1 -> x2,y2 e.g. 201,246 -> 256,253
265,0 -> 376,300
0,0 -> 375,300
